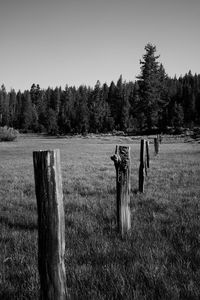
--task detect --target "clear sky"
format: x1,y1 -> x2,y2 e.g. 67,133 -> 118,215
0,0 -> 200,91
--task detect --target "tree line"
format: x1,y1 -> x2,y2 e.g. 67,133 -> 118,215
0,43 -> 200,135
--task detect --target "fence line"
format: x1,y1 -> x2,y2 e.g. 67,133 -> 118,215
32,140 -> 158,295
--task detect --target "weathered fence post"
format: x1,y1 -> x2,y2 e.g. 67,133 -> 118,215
146,140 -> 150,169
33,149 -> 68,300
139,139 -> 146,192
154,137 -> 159,155
111,145 -> 131,237
158,134 -> 162,144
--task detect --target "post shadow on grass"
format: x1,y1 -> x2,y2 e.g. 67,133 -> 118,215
64,200 -> 119,238
0,215 -> 37,231
76,245 -> 138,267
0,288 -> 38,300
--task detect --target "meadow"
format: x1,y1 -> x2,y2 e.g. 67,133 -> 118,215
0,134 -> 200,299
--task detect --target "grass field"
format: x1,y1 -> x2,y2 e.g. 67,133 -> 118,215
0,134 -> 200,299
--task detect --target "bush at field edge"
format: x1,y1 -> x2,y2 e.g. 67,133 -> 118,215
0,126 -> 19,141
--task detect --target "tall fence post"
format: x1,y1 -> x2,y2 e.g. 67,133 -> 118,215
146,140 -> 150,169
154,137 -> 159,155
33,149 -> 68,300
158,134 -> 162,144
139,139 -> 146,192
111,145 -> 131,237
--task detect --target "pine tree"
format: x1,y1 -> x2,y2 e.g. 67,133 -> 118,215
46,108 -> 58,135
74,86 -> 89,134
58,86 -> 74,134
137,43 -> 163,131
21,91 -> 34,131
8,89 -> 17,127
115,75 -> 124,130
36,90 -> 48,132
0,84 -> 9,126
171,102 -> 184,128
102,83 -> 114,132
182,72 -> 196,127
30,84 -> 41,106
14,91 -> 22,128
120,82 -> 131,131
108,81 -> 117,129
30,84 -> 42,130
89,80 -> 104,133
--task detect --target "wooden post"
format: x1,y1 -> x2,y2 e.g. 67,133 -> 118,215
139,139 -> 145,192
111,145 -> 131,237
158,134 -> 162,144
33,149 -> 68,300
154,137 -> 159,155
146,140 -> 150,169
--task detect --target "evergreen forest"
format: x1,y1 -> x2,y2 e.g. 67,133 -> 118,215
1,43 -> 200,135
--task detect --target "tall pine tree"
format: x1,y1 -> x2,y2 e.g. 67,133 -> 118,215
137,43 -> 163,131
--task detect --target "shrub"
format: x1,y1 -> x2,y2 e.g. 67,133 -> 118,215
0,126 -> 19,141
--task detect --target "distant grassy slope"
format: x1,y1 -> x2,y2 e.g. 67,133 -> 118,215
0,135 -> 200,299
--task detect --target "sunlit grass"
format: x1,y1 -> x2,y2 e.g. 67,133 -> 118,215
0,135 -> 200,299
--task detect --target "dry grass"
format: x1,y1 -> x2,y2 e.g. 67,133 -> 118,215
0,134 -> 200,299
